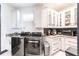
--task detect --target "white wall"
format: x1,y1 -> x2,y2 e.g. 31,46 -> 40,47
19,6 -> 43,32
1,3 -> 17,51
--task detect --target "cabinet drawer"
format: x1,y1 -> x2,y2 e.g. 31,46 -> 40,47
66,42 -> 77,47
50,46 -> 59,51
50,43 -> 60,51
66,40 -> 77,46
68,40 -> 76,44
66,38 -> 77,44
52,41 -> 60,46
50,47 -> 60,55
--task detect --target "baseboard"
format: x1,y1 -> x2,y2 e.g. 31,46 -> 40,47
0,49 -> 8,55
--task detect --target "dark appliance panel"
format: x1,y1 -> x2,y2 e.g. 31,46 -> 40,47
20,32 -> 31,36
24,37 -> 41,56
11,37 -> 21,55
24,32 -> 42,56
31,32 -> 42,37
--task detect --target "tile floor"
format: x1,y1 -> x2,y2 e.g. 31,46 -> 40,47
0,51 -> 11,56
53,51 -> 66,56
0,51 -> 66,56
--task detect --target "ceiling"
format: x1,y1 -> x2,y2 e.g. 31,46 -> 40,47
43,3 -> 76,11
8,3 -> 76,11
8,3 -> 36,7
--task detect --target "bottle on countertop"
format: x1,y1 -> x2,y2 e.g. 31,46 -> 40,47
53,30 -> 57,35
48,30 -> 51,36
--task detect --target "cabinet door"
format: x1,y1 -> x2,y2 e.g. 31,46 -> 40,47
62,6 -> 77,27
11,10 -> 17,28
50,37 -> 60,54
57,13 -> 62,27
64,10 -> 71,26
4,37 -> 12,56
41,9 -> 49,28
48,10 -> 53,27
66,37 -> 77,47
65,37 -> 77,50
45,36 -> 60,55
72,8 -> 77,27
74,8 -> 77,26
34,6 -> 42,28
48,10 -> 58,27
64,37 -> 70,50
6,37 -> 11,51
50,42 -> 60,55
60,37 -> 65,51
48,10 -> 55,27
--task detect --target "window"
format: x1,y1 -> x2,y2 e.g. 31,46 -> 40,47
22,13 -> 33,22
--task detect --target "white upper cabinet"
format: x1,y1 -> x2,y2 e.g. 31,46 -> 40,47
41,8 -> 49,28
33,5 -> 42,28
72,7 -> 77,27
34,6 -> 49,28
34,4 -> 77,28
60,6 -> 77,28
48,9 -> 58,28
34,6 -> 59,28
41,8 -> 59,28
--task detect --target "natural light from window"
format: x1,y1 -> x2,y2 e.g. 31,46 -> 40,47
22,13 -> 33,22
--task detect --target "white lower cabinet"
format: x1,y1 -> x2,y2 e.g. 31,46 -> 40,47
6,37 -> 12,56
60,36 -> 77,51
44,36 -> 77,55
59,36 -> 65,51
65,37 -> 77,50
45,36 -> 60,55
50,41 -> 60,55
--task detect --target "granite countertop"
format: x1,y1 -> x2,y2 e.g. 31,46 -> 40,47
6,33 -> 43,40
44,35 -> 77,38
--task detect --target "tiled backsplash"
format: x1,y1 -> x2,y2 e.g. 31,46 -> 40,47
43,28 -> 77,36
